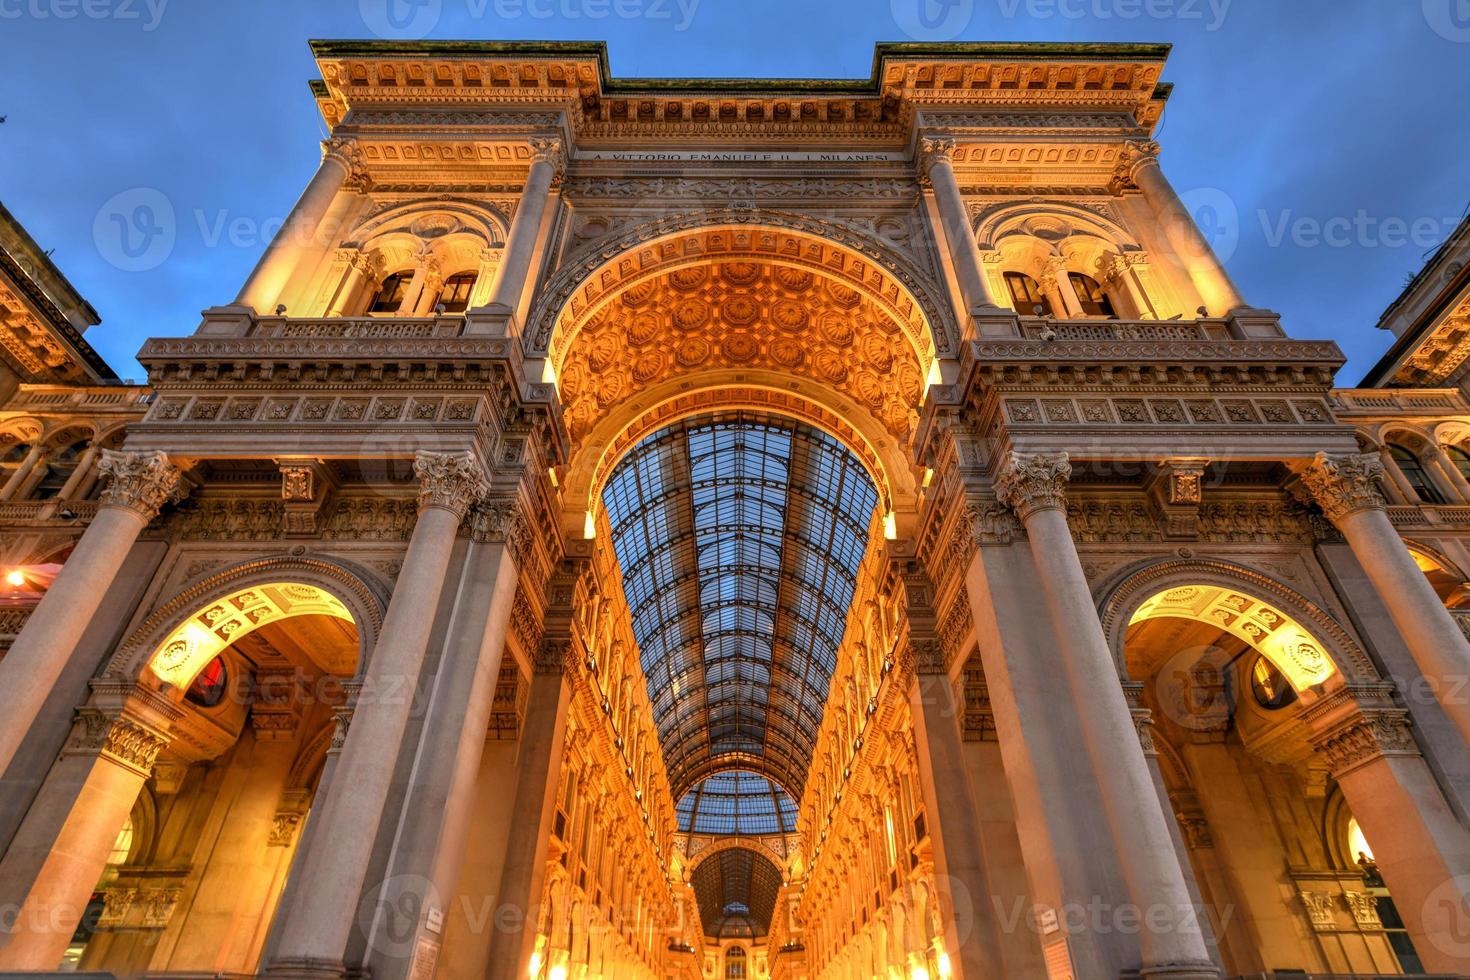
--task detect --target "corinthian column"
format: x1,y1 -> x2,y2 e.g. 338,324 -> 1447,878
0,451 -> 184,781
995,452 -> 1219,979
266,452 -> 488,980
476,137 -> 565,323
1304,684 -> 1470,973
0,684 -> 178,969
236,137 -> 369,314
1299,452 -> 1470,745
1116,140 -> 1245,316
919,136 -> 1001,314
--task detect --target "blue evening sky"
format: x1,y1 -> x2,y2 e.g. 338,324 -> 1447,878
1,0 -> 1467,382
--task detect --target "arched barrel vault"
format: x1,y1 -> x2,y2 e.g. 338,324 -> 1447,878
540,215 -> 952,533
1096,557 -> 1379,692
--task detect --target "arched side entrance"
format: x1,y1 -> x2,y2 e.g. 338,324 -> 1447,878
0,558 -> 381,974
1099,558 -> 1470,976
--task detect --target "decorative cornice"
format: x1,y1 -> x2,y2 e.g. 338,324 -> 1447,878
97,450 -> 188,521
1302,684 -> 1419,778
66,707 -> 172,778
413,450 -> 487,517
994,450 -> 1071,522
1298,452 -> 1387,522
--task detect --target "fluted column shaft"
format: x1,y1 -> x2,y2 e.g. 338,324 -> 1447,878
481,139 -> 564,319
0,442 -> 45,500
1120,141 -> 1245,315
236,140 -> 362,313
266,452 -> 487,978
1301,453 -> 1470,745
0,451 -> 183,781
920,137 -> 1000,313
997,452 -> 1218,979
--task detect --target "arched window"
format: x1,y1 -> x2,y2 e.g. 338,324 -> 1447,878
436,272 -> 477,314
1068,273 -> 1118,318
725,945 -> 747,978
2,441 -> 33,476
1248,655 -> 1297,710
1389,444 -> 1445,504
366,271 -> 411,314
1004,271 -> 1053,316
1448,446 -> 1470,484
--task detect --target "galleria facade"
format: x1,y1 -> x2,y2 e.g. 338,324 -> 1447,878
3,39 -> 1470,980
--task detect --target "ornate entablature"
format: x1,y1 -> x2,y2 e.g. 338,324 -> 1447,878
0,203 -> 116,387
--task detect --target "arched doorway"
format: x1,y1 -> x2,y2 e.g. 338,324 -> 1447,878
0,561 -> 378,974
510,219 -> 963,979
1105,561 -> 1439,975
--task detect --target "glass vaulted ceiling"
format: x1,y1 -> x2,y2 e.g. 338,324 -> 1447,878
602,413 -> 879,803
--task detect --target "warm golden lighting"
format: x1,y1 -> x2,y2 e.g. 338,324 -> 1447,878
883,511 -> 898,540
4,569 -> 24,587
1130,584 -> 1336,691
910,966 -> 930,980
147,583 -> 354,689
527,948 -> 543,978
936,949 -> 953,978
584,510 -> 597,540
1348,817 -> 1375,863
547,966 -> 567,980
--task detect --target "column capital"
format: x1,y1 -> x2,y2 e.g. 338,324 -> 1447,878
413,451 -> 488,518
1298,452 -> 1387,522
468,493 -> 530,556
1111,138 -> 1162,192
994,451 -> 1072,522
1302,684 -> 1419,778
64,702 -> 174,779
917,135 -> 957,185
97,450 -> 188,521
529,136 -> 567,183
321,136 -> 372,192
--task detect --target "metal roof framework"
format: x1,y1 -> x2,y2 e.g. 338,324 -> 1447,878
675,770 -> 799,836
689,846 -> 785,939
602,413 -> 879,804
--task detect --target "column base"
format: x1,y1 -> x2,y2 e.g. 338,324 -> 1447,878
260,956 -> 351,980
1131,964 -> 1221,980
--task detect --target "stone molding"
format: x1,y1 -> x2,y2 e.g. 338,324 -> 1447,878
994,450 -> 1072,522
1109,138 -> 1161,193
1302,684 -> 1420,778
65,694 -> 177,779
413,450 -> 488,517
1297,452 -> 1388,522
97,449 -> 188,521
916,136 -> 955,185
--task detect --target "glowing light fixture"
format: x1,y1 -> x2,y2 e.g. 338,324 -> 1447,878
584,510 -> 597,540
548,966 -> 568,980
936,949 -> 954,978
883,511 -> 898,540
4,570 -> 24,587
925,358 -> 943,392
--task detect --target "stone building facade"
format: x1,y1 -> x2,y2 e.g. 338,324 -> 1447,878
2,40 -> 1470,980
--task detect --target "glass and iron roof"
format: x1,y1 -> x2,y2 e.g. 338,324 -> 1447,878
602,413 -> 879,801
676,770 -> 799,836
690,847 -> 785,939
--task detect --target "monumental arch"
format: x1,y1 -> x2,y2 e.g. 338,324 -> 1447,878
3,41 -> 1470,980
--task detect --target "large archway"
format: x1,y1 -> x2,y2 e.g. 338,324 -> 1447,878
1,559 -> 380,975
530,221 -> 941,977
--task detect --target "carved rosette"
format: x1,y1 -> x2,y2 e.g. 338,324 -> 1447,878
994,451 -> 1072,523
413,451 -> 488,518
917,136 -> 956,186
1298,452 -> 1387,522
529,136 -> 568,185
97,450 -> 187,521
66,708 -> 172,778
